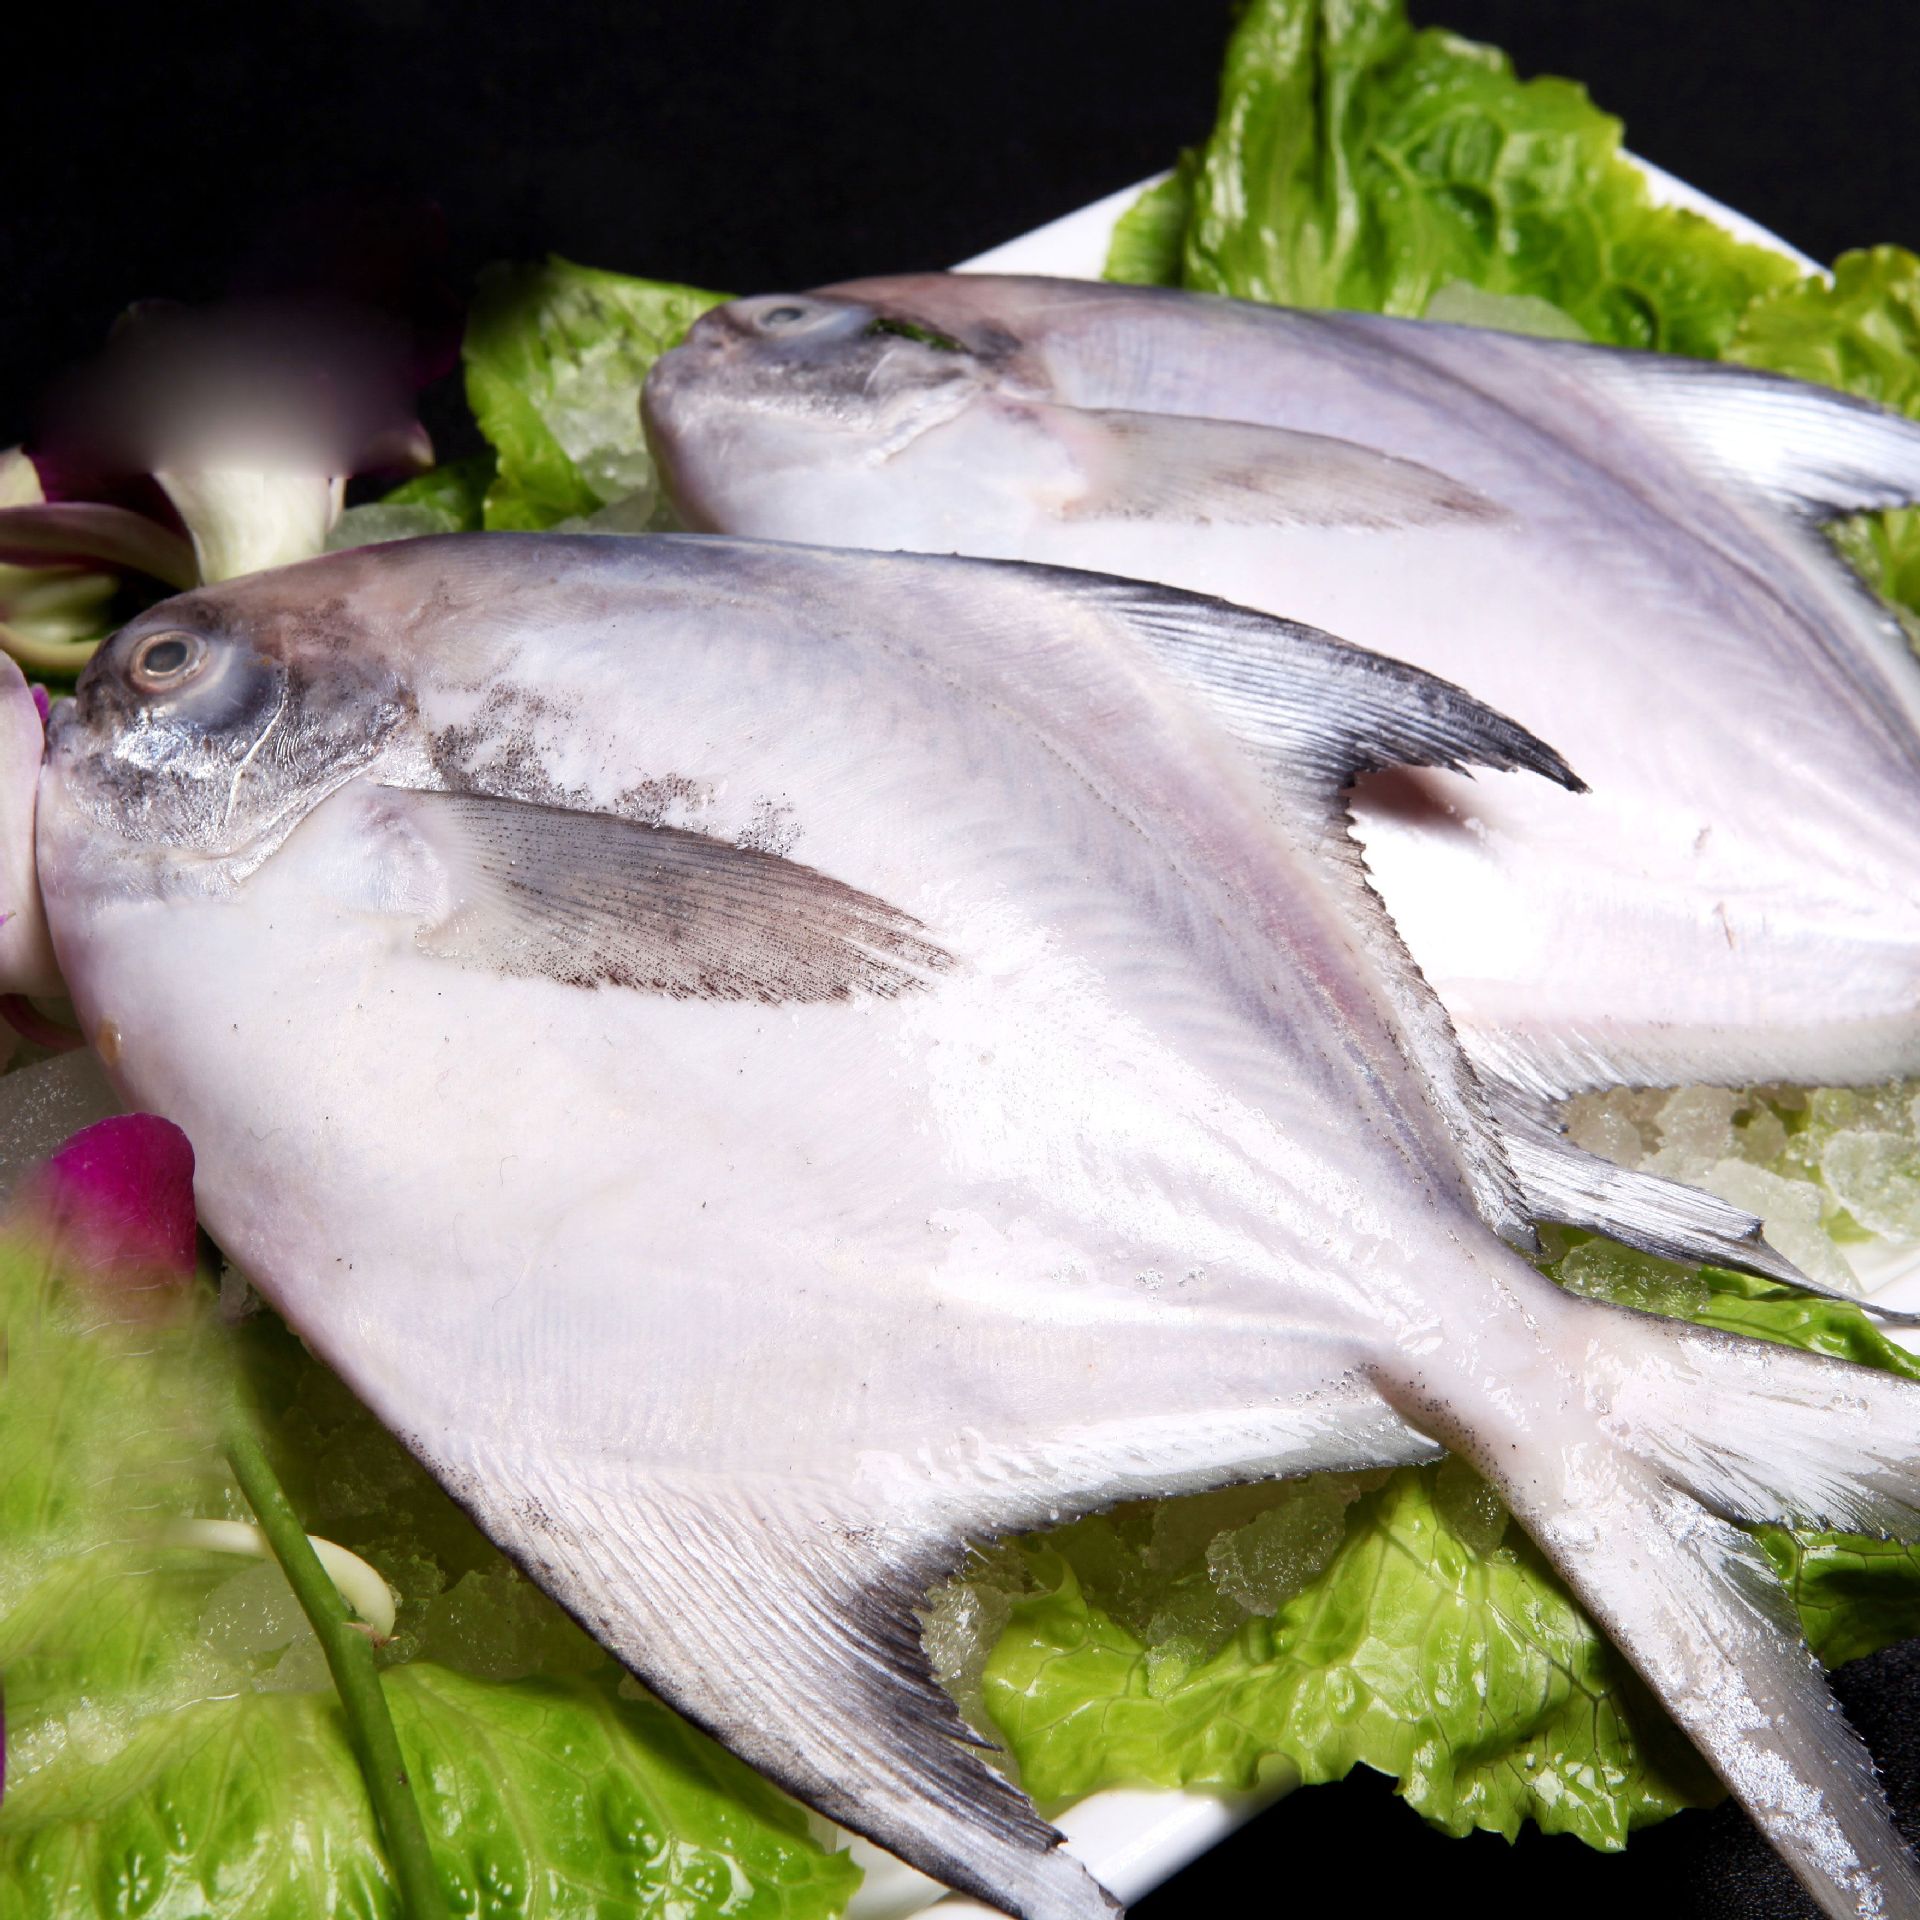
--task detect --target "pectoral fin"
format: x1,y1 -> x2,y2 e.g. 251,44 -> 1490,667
387,786 -> 950,1002
1028,401 -> 1503,530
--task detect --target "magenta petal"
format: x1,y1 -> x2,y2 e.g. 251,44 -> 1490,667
28,1114 -> 198,1282
0,996 -> 82,1052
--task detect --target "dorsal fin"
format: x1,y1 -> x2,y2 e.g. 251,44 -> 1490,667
1090,579 -> 1582,1255
1574,349 -> 1920,521
1102,580 -> 1583,800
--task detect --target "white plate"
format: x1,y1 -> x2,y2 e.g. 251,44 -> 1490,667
844,159 -> 1833,1917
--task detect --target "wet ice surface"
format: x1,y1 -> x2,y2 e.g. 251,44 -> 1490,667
1564,1080 -> 1920,1304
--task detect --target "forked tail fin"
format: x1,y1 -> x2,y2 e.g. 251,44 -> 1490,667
1459,1296 -> 1920,1919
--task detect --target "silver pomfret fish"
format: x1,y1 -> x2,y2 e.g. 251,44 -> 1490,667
642,274 -> 1920,1104
35,532 -> 1920,1919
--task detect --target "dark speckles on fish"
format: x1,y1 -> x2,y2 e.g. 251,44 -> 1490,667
32,533 -> 1920,1920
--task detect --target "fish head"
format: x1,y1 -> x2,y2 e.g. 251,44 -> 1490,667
39,562 -> 419,911
643,287 -> 1060,548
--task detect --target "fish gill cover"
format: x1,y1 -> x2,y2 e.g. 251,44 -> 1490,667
13,0 -> 1920,1910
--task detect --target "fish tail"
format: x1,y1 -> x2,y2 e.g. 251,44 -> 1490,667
1407,1287 -> 1920,1918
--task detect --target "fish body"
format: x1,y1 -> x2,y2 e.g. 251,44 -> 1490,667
642,274 -> 1920,1100
35,534 -> 1920,1918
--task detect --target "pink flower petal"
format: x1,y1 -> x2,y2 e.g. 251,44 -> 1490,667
23,1113 -> 199,1284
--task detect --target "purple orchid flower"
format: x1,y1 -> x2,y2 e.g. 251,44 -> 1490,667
17,1112 -> 199,1286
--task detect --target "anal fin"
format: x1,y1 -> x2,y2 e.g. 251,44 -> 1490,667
417,1379 -> 1445,1920
1489,1080 -> 1920,1324
439,1445 -> 1117,1920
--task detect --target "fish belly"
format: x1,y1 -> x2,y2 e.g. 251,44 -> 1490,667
60,773 -> 1463,1502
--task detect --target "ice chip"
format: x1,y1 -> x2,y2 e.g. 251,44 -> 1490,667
1732,1100 -> 1790,1166
1820,1129 -> 1920,1240
1646,1085 -> 1741,1183
1204,1477 -> 1355,1615
1701,1158 -> 1858,1291
1562,1086 -> 1659,1164
1147,1481 -> 1297,1576
257,1634 -> 334,1694
920,1577 -> 1015,1741
1142,1581 -> 1248,1688
198,1559 -> 312,1660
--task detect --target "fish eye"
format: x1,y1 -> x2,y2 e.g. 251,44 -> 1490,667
759,304 -> 811,328
128,630 -> 210,695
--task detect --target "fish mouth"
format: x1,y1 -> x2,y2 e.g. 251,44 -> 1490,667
42,695 -> 78,762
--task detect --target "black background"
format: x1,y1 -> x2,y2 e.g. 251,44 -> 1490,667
10,3 -> 1916,1916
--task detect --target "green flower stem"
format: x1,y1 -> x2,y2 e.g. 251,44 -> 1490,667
225,1423 -> 448,1920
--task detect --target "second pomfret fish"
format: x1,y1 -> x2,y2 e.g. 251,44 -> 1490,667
643,274 -> 1920,1103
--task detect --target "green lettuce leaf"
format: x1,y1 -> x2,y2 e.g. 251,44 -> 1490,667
2,1665 -> 859,1920
463,259 -> 727,532
1725,246 -> 1920,621
1726,247 -> 1920,415
1123,0 -> 1797,355
1103,158 -> 1195,289
328,457 -> 497,553
984,1467 -> 1717,1845
0,1240 -> 860,1919
380,457 -> 497,531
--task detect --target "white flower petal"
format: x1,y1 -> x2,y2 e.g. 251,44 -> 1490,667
155,467 -> 347,583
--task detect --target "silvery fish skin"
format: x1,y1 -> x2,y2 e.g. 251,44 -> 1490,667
35,533 -> 1920,1920
643,273 -> 1920,1103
